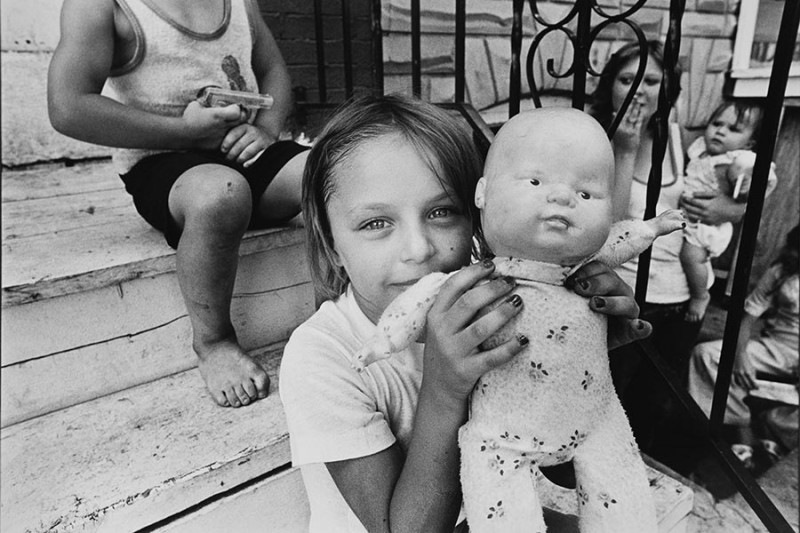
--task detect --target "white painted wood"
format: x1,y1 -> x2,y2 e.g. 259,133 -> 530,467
157,468 -> 310,533
2,244 -> 311,366
1,282 -> 313,427
1,346 -> 293,533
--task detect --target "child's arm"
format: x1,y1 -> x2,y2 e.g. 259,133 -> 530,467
327,262 -> 525,532
219,1 -> 294,166
48,0 -> 244,150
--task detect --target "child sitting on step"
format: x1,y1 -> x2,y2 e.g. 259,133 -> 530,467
48,0 -> 310,408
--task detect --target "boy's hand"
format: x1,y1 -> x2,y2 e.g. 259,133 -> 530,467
182,100 -> 247,151
566,261 -> 652,350
220,124 -> 276,168
422,261 -> 526,406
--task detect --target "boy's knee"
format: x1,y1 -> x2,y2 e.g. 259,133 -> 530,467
172,165 -> 252,230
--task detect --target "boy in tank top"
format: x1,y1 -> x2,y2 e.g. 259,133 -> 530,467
49,0 -> 310,408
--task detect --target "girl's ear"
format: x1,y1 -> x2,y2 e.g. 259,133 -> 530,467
474,177 -> 487,209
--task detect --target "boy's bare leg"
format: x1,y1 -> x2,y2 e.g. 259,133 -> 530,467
169,164 -> 269,408
680,240 -> 712,323
255,150 -> 308,222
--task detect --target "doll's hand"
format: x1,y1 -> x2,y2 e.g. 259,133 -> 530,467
680,191 -> 745,226
220,123 -> 277,168
566,261 -> 652,350
182,100 -> 247,151
422,260 -> 526,405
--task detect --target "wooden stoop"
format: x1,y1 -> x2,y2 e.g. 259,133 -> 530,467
1,159 -> 315,531
0,158 -> 696,532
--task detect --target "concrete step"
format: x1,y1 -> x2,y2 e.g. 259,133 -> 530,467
1,160 -> 315,427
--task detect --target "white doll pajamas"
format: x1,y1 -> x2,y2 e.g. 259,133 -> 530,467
354,216 -> 684,532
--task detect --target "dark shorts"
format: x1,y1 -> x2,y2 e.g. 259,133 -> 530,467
120,140 -> 309,249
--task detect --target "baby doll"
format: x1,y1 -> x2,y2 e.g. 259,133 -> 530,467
680,100 -> 778,322
354,108 -> 685,532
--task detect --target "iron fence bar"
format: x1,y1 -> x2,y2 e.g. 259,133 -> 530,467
411,0 -> 422,97
709,0 -> 800,430
634,0 -> 684,305
510,0 -> 525,118
371,0 -> 384,96
455,0 -> 466,103
341,0 -> 354,98
571,0 -> 591,109
637,339 -> 795,532
313,0 -> 327,103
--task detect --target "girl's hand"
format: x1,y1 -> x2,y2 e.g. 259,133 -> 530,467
680,191 -> 745,226
422,260 -> 526,405
220,123 -> 277,167
182,100 -> 247,151
612,100 -> 645,153
566,261 -> 652,349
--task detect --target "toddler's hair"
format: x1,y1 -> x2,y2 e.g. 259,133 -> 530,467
302,93 -> 484,301
589,40 -> 682,132
707,99 -> 765,147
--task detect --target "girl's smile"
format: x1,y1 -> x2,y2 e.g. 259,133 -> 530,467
326,134 -> 473,324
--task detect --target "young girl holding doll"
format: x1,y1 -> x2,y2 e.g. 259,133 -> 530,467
279,94 -> 651,533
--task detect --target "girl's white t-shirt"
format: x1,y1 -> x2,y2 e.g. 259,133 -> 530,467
279,286 -> 424,533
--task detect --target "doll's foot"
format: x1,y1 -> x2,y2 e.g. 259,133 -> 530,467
196,339 -> 270,407
685,292 -> 711,322
650,209 -> 686,238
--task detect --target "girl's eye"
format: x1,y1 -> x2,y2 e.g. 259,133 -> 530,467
362,219 -> 387,231
530,179 -> 540,186
617,76 -> 633,85
429,207 -> 452,219
579,192 -> 591,200
644,76 -> 661,86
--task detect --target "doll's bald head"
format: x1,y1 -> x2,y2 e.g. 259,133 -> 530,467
476,108 -> 616,264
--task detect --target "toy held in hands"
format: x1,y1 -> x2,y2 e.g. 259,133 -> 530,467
355,108 -> 686,532
197,86 -> 274,110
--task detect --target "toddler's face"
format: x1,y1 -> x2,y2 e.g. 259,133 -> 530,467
477,118 -> 614,265
703,106 -> 756,155
611,54 -> 662,123
325,134 -> 473,323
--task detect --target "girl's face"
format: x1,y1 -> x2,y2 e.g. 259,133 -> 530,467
611,53 -> 663,122
325,134 -> 473,324
703,106 -> 757,155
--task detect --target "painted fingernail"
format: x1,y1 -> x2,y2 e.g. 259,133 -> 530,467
635,319 -> 646,330
507,294 -> 522,307
503,276 -> 515,286
482,259 -> 494,269
517,334 -> 529,346
681,222 -> 686,228
592,296 -> 606,308
579,279 -> 591,291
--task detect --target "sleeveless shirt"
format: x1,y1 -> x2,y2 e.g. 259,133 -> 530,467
103,0 -> 257,174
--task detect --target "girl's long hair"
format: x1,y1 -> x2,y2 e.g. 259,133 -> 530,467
302,93 -> 484,301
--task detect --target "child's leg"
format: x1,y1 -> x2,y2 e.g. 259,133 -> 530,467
254,149 -> 308,223
168,164 -> 269,408
680,239 -> 711,322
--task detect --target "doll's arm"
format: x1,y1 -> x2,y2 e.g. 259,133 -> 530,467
352,272 -> 454,371
587,209 -> 685,269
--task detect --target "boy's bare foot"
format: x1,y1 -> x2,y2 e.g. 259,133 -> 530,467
196,339 -> 270,407
686,292 -> 711,322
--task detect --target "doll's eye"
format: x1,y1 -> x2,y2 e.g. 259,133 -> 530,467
530,179 -> 540,186
579,192 -> 591,200
362,219 -> 387,231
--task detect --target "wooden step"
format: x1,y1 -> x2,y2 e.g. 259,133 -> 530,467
1,160 -> 315,427
0,344 -> 307,533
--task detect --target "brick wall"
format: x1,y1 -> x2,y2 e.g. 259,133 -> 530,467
257,0 -> 375,105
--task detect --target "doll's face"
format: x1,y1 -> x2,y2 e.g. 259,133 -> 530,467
476,110 -> 614,265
